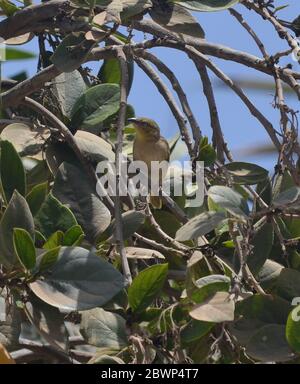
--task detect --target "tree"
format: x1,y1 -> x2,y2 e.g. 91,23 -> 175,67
0,0 -> 300,364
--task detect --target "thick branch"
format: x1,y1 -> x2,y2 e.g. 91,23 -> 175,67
1,47 -> 115,108
0,0 -> 71,40
129,18 -> 300,82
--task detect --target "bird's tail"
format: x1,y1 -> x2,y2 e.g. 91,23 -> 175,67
150,195 -> 162,209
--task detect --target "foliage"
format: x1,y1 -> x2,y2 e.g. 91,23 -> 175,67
0,0 -> 300,365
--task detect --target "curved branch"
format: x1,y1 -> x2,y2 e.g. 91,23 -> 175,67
114,47 -> 132,284
196,61 -> 231,163
150,41 -> 282,151
22,97 -> 114,212
1,0 -> 299,82
1,47 -> 115,107
134,56 -> 194,158
129,18 -> 300,83
136,49 -> 202,155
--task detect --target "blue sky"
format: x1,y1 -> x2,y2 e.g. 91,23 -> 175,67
2,1 -> 299,170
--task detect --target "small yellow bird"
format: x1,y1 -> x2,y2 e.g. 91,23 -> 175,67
128,117 -> 170,209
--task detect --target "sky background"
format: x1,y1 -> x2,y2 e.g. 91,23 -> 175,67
2,0 -> 300,171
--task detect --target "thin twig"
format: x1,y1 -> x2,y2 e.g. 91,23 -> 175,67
229,8 -> 269,59
114,47 -> 132,285
196,61 -> 230,163
134,56 -> 194,159
22,97 -> 114,212
137,49 -> 202,156
133,232 -> 185,256
146,204 -> 189,252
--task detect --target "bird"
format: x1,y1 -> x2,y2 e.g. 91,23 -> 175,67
128,117 -> 170,209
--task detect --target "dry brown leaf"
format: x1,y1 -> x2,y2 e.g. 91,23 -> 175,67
0,343 -> 15,364
5,32 -> 34,45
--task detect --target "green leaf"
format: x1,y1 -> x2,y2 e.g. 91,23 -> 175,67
13,228 -> 36,270
222,162 -> 268,185
273,170 -> 294,199
286,306 -> 300,353
26,182 -> 48,216
51,32 -> 95,72
105,0 -> 152,21
45,131 -> 115,175
150,2 -> 205,39
189,292 -> 234,323
5,47 -> 35,60
257,259 -> 284,290
70,84 -> 120,131
27,160 -> 51,188
43,231 -> 64,250
180,319 -> 213,344
128,263 -> 169,313
175,0 -> 239,12
275,268 -> 300,301
236,294 -> 291,324
35,230 -> 46,248
231,294 -> 291,346
0,191 -> 35,268
98,58 -> 134,95
198,136 -> 216,167
38,246 -> 61,272
75,130 -> 115,162
80,308 -> 127,349
191,274 -> 231,303
35,193 -> 78,238
208,185 -> 249,220
52,70 -> 86,119
19,297 -> 67,350
246,324 -> 294,362
30,246 -> 125,311
10,71 -> 27,81
0,140 -> 26,202
256,178 -> 272,208
53,162 -> 111,242
175,211 -> 226,241
63,225 -> 84,246
0,0 -> 19,16
247,222 -> 274,275
272,186 -> 300,208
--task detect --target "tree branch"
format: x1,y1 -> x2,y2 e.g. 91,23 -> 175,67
136,49 -> 202,156
114,47 -> 132,284
22,97 -> 114,212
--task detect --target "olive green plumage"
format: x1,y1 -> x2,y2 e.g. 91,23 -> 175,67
129,117 -> 170,209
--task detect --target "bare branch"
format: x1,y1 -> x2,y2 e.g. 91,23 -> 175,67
134,56 -> 194,159
196,61 -> 231,163
229,8 -> 269,59
136,49 -> 202,155
114,47 -> 132,285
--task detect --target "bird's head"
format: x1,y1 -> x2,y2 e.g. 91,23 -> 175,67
128,117 -> 160,141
